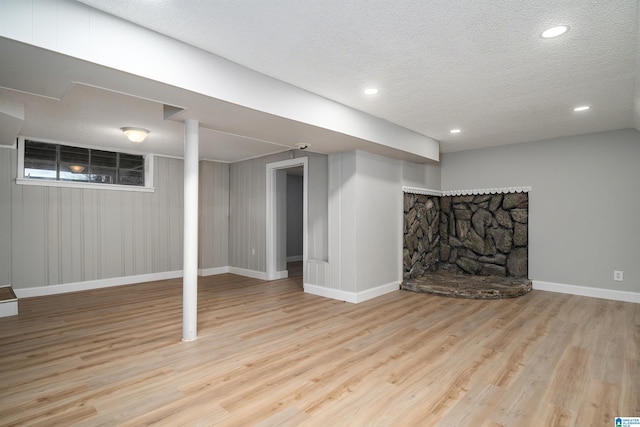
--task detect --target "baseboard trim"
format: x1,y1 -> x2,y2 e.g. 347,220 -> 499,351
0,300 -> 18,317
198,266 -> 230,276
304,281 -> 400,304
533,280 -> 640,304
14,270 -> 183,299
273,270 -> 289,280
228,267 -> 268,281
286,255 -> 303,262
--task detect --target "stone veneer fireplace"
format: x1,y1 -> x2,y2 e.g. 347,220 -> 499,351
403,188 -> 529,283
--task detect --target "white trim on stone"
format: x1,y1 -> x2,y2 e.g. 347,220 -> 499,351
401,186 -> 442,196
442,186 -> 532,196
402,186 -> 532,196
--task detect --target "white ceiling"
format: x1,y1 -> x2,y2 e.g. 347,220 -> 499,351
75,0 -> 639,153
1,1 -> 638,164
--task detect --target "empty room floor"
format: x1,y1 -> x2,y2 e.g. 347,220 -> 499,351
0,268 -> 638,426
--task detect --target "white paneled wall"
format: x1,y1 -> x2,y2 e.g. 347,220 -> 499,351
199,160 -> 229,270
0,149 -> 12,286
4,148 -> 185,290
229,150 -> 328,273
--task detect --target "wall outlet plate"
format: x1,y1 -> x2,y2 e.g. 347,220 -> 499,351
614,270 -> 623,281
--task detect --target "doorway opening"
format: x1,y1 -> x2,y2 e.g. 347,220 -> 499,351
266,157 -> 308,283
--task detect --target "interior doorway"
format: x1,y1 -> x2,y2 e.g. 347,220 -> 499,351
266,157 -> 308,282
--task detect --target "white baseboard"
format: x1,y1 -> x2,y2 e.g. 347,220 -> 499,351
304,281 -> 400,304
228,267 -> 268,281
0,300 -> 18,317
271,270 -> 289,280
198,266 -> 230,276
286,255 -> 303,262
533,280 -> 640,304
14,270 -> 183,298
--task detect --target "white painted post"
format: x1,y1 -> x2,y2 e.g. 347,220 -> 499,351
182,119 -> 199,341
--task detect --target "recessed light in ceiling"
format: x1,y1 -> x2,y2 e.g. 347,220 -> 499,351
573,105 -> 590,112
363,87 -> 379,95
541,25 -> 569,39
450,129 -> 461,134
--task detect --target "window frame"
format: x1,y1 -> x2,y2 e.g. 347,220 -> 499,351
16,136 -> 155,192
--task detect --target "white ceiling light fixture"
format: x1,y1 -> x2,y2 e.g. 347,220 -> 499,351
573,105 -> 590,112
121,127 -> 150,142
363,87 -> 379,96
450,129 -> 461,134
541,25 -> 569,39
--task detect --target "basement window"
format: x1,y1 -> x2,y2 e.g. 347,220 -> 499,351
16,137 -> 154,192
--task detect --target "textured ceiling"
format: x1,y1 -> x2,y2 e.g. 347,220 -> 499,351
76,0 -> 639,153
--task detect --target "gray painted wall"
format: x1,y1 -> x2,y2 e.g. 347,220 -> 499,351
328,150 -> 441,293
401,159 -> 441,189
3,147 -> 185,289
0,148 -> 11,286
199,160 -> 229,270
286,174 -> 303,258
228,150 -> 329,272
441,128 -> 640,292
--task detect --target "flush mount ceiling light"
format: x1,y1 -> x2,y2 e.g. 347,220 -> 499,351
573,105 -> 590,112
363,87 -> 379,95
121,127 -> 149,142
69,165 -> 85,173
450,129 -> 462,134
541,25 -> 569,39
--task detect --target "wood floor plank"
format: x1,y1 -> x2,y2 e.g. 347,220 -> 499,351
0,265 -> 638,426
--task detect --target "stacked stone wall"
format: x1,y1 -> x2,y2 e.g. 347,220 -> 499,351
403,192 -> 528,280
403,194 -> 440,279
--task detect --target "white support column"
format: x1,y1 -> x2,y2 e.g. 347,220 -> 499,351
182,119 -> 199,341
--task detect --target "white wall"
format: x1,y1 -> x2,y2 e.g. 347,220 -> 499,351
401,159 -> 441,189
228,150 -> 328,273
2,147 -> 185,290
323,150 -> 441,302
286,174 -> 303,258
0,148 -> 11,286
441,128 -> 640,293
199,160 -> 229,270
0,0 -> 439,161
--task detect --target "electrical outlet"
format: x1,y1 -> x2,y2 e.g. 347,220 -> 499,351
614,270 -> 623,282
251,248 -> 255,255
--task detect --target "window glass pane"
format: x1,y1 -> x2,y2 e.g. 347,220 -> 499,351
118,169 -> 144,186
119,153 -> 144,170
89,166 -> 116,184
25,140 -> 57,162
59,145 -> 89,165
22,139 -> 146,188
24,166 -> 57,180
92,150 -> 117,167
59,163 -> 89,182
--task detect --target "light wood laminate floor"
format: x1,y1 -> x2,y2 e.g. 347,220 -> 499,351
0,265 -> 638,426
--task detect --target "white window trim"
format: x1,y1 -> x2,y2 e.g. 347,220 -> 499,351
16,136 -> 155,192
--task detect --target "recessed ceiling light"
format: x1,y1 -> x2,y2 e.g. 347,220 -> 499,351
541,25 -> 569,39
363,87 -> 379,95
573,105 -> 590,112
450,129 -> 461,134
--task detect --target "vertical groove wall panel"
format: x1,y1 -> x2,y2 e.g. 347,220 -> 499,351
0,149 -> 12,285
215,162 -> 230,267
198,160 -> 229,270
47,187 -> 60,285
168,157 -> 183,272
121,191 -> 134,277
132,190 -> 145,276
82,189 -> 96,281
21,186 -> 48,286
4,155 -> 185,290
228,151 -> 329,272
